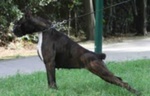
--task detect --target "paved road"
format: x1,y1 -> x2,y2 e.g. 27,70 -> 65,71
81,37 -> 150,61
0,37 -> 150,78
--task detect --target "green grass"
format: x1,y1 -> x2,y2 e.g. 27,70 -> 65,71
0,59 -> 150,96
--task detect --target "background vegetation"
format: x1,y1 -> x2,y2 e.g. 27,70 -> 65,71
0,0 -> 149,46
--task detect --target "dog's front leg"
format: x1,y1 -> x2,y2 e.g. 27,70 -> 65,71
44,60 -> 57,89
42,45 -> 57,89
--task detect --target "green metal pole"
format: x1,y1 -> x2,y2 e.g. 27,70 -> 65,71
95,0 -> 103,53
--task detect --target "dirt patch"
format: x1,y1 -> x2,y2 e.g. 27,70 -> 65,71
0,41 -> 37,60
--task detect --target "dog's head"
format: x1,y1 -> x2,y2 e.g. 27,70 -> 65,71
13,12 -> 51,37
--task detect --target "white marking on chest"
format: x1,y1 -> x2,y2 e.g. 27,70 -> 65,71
37,32 -> 43,60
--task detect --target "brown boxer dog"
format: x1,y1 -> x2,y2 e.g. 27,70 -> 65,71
13,12 -> 140,96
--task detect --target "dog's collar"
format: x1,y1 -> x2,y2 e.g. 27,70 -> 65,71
42,20 -> 67,32
51,20 -> 67,28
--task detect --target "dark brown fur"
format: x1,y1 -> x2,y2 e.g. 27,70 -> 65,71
13,13 -> 140,96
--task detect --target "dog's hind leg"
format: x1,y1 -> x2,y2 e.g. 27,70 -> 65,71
88,60 -> 140,95
85,59 -> 140,95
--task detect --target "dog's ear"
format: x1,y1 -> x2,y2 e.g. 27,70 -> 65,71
25,10 -> 32,18
97,53 -> 106,60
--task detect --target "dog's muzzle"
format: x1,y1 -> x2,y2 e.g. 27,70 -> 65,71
13,25 -> 24,37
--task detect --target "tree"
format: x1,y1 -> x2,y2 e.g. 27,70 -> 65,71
83,0 -> 95,40
134,0 -> 147,35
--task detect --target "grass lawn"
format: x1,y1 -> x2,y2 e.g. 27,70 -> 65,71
0,59 -> 150,96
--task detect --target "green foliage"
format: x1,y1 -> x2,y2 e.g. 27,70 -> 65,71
0,0 -> 22,28
20,34 -> 38,43
68,0 -> 82,11
0,0 -> 22,46
0,0 -> 149,45
0,59 -> 150,96
39,0 -> 53,6
0,0 -> 83,46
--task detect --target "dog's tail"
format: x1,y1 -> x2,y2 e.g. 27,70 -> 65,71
96,53 -> 106,60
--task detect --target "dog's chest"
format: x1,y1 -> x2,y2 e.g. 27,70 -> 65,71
37,32 -> 44,60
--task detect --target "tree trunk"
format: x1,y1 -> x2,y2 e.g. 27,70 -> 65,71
83,0 -> 95,40
134,0 -> 147,35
